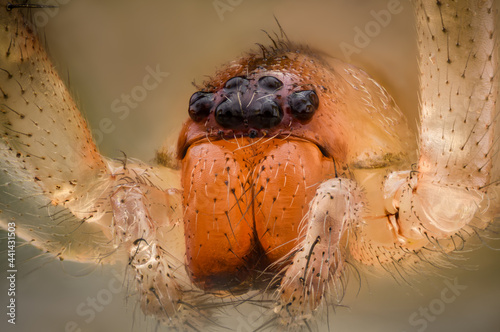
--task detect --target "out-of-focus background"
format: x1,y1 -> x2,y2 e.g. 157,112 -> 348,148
0,0 -> 499,331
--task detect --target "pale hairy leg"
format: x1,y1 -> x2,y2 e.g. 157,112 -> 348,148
0,2 -> 116,261
109,183 -> 195,327
0,0 -> 182,260
274,178 -> 363,328
383,0 -> 498,250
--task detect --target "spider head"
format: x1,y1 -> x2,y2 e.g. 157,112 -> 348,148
176,49 -> 347,161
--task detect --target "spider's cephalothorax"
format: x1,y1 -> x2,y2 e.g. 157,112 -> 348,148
176,47 -> 413,293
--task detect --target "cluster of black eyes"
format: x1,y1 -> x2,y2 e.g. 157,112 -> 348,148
188,76 -> 319,129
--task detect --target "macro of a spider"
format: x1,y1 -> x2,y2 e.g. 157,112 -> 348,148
1,1 -> 500,332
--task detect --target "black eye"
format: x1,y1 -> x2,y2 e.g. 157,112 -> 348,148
214,100 -> 244,129
247,100 -> 283,129
289,90 -> 319,121
258,76 -> 283,91
188,92 -> 214,122
224,77 -> 250,93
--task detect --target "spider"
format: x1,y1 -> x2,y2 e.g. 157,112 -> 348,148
0,0 -> 500,332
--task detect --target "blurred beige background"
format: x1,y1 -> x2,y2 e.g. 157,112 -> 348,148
1,0 -> 499,331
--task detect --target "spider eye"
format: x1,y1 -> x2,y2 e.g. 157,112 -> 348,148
215,100 -> 244,128
188,92 -> 214,122
258,76 -> 283,91
224,76 -> 250,93
247,100 -> 283,129
289,90 -> 319,121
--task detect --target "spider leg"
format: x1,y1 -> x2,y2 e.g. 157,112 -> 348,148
274,178 -> 363,328
0,3 -> 182,264
0,3 -> 119,261
382,0 -> 499,254
110,182 -> 194,327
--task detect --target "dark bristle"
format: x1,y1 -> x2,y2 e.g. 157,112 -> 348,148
199,20 -> 328,92
6,2 -> 58,11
